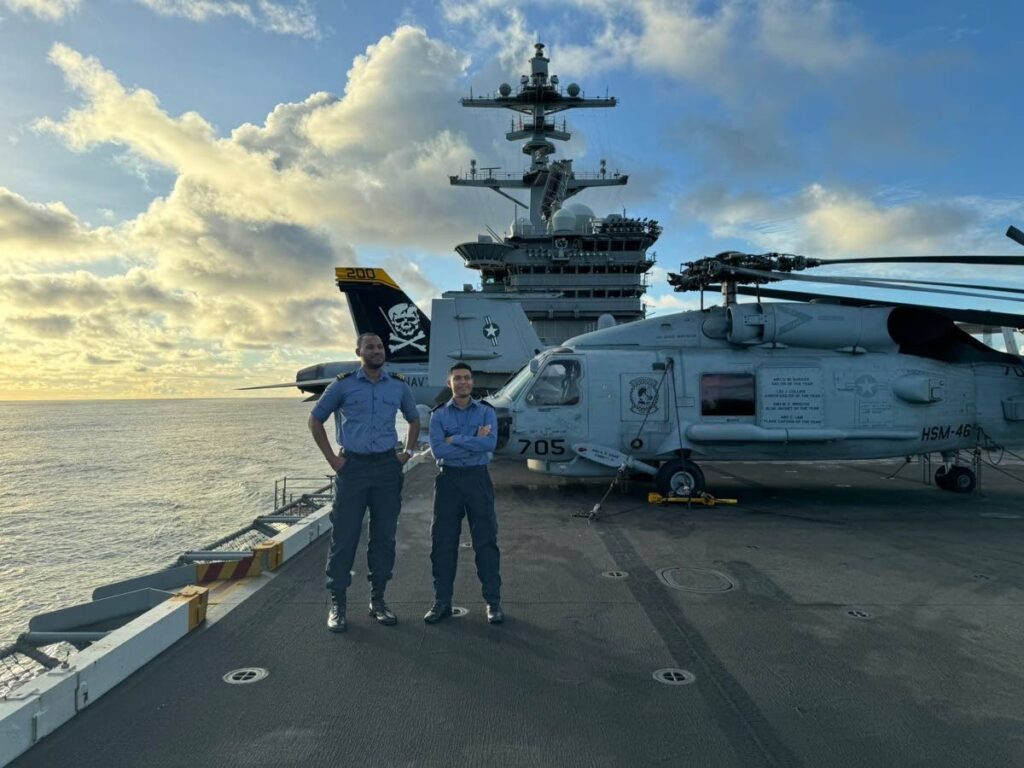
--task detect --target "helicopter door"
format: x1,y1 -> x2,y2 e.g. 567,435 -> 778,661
513,357 -> 587,461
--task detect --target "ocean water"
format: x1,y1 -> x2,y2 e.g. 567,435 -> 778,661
0,398 -> 347,645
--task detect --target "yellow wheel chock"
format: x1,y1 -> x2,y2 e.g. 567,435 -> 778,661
647,492 -> 738,507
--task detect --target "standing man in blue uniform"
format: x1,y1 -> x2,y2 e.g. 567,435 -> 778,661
425,362 -> 503,625
308,332 -> 420,633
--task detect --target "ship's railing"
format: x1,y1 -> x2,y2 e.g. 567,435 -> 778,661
173,477 -> 333,567
275,476 -> 334,511
0,639 -> 77,701
0,475 -> 335,700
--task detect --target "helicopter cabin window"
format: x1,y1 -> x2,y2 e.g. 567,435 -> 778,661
526,360 -> 582,407
701,373 -> 755,417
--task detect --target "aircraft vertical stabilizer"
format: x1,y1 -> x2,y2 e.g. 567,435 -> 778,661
335,267 -> 430,363
428,297 -> 543,390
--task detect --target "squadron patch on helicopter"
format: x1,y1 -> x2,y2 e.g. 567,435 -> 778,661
628,377 -> 660,415
380,303 -> 426,354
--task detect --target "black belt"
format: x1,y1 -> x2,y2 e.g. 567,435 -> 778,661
440,464 -> 489,472
344,450 -> 395,461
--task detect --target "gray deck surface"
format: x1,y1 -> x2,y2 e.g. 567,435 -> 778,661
13,457 -> 1024,767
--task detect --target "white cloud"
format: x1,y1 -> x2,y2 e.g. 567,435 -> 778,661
1,0 -> 77,21
756,0 -> 870,73
36,30 -> 479,248
679,182 -> 1024,258
0,0 -> 319,35
444,0 -> 872,89
303,29 -> 470,153
134,0 -> 321,39
0,187 -> 119,265
1,28 -> 496,398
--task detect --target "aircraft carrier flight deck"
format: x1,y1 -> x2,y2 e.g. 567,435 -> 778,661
10,458 -> 1024,768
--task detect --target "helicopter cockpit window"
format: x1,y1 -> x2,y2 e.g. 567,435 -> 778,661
526,359 -> 582,407
701,373 -> 755,417
496,363 -> 534,402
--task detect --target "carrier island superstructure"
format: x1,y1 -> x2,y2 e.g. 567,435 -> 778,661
448,43 -> 661,345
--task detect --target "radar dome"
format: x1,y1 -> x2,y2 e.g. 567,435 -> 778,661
565,203 -> 595,232
551,208 -> 576,234
499,83 -> 512,96
567,83 -> 580,97
564,203 -> 594,218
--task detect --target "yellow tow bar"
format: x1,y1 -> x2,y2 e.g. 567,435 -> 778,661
647,492 -> 738,507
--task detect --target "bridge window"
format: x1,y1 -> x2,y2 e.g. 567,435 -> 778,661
527,359 -> 582,407
701,373 -> 755,416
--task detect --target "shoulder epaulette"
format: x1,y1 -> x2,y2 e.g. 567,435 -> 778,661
479,399 -> 496,409
391,372 -> 406,381
335,371 -> 353,381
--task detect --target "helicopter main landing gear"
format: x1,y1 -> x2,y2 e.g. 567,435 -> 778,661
935,465 -> 976,493
655,459 -> 706,498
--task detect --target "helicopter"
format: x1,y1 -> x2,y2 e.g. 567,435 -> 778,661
481,227 -> 1024,496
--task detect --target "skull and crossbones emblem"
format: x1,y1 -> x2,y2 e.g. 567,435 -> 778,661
380,302 -> 426,353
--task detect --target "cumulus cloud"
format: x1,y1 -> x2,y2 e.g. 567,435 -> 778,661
1,0 -> 78,20
0,187 -> 119,265
1,27 -> 501,398
303,31 -> 470,153
4,0 -> 321,37
7,314 -> 76,338
36,30 -> 478,249
678,182 -> 1023,258
756,0 -> 870,73
444,0 -> 871,89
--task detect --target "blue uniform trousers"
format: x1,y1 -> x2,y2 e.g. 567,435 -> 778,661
430,465 -> 501,604
325,454 -> 403,593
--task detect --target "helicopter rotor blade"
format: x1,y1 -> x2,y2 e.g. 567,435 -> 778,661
811,276 -> 1024,297
718,264 -> 1024,303
821,254 -> 1024,266
708,284 -> 1024,329
1008,225 -> 1024,248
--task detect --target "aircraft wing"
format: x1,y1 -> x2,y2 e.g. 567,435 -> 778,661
236,378 -> 336,391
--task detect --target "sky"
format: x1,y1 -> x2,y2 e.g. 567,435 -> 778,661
1,0 -> 1023,400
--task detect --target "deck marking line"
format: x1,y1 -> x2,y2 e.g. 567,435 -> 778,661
598,523 -> 800,768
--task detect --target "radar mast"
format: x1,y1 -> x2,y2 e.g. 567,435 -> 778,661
448,43 -> 660,345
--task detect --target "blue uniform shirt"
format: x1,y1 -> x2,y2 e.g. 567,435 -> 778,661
310,367 -> 419,453
429,398 -> 498,467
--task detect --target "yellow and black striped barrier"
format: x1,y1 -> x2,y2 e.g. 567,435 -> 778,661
196,556 -> 262,583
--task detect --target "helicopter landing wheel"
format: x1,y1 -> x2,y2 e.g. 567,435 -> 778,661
655,459 -> 705,498
935,465 -> 976,494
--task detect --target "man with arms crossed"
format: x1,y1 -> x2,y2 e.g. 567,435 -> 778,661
425,362 -> 503,624
308,332 -> 420,633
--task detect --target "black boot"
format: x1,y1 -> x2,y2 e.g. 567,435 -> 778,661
423,600 -> 452,624
327,591 -> 347,633
368,587 -> 397,626
486,603 -> 505,624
